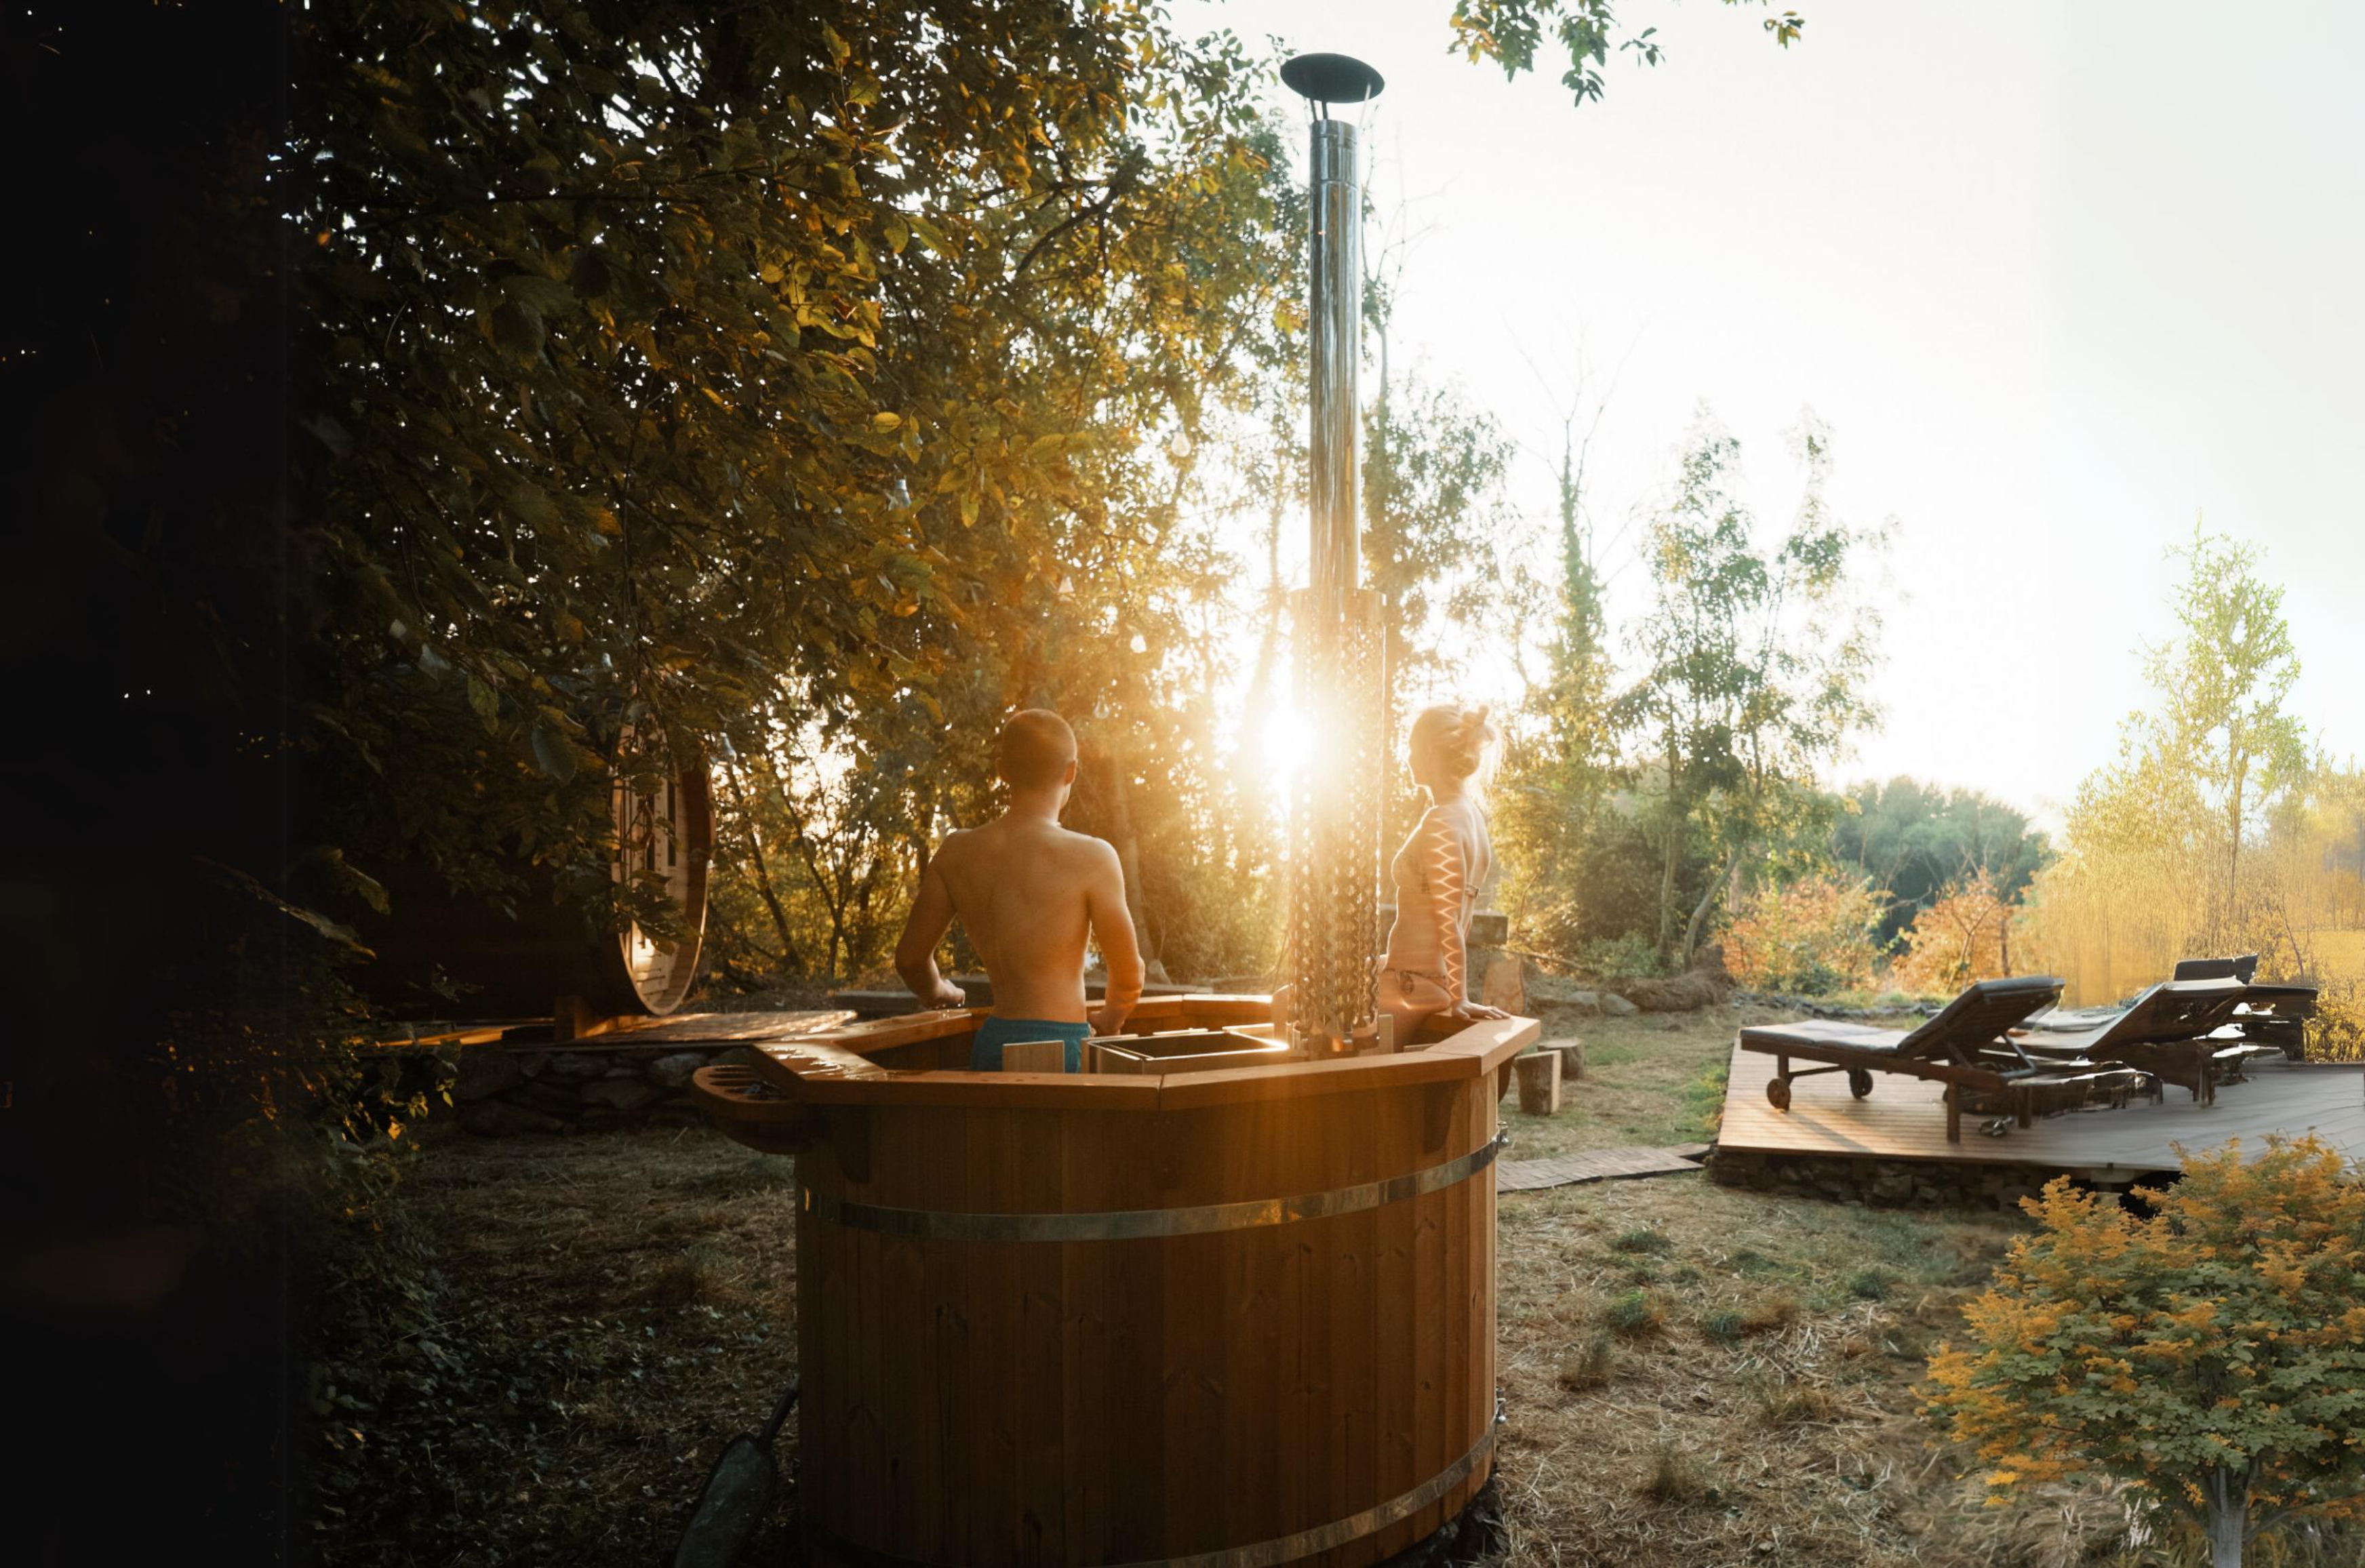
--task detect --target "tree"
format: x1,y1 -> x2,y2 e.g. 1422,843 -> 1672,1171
1835,778 -> 2052,946
1362,376 -> 1517,693
1889,868 -> 2015,994
1719,872 -> 1880,994
1927,1137 -> 2365,1568
2017,527 -> 2327,1009
2145,521 -> 2309,918
1449,0 -> 1806,106
1492,344 -> 1628,963
1619,411 -> 1884,967
295,1 -> 1301,968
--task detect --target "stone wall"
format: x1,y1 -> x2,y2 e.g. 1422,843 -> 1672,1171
1705,1146 -> 2062,1211
450,1041 -> 766,1135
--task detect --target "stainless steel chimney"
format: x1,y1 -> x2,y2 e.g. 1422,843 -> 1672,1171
1306,115 -> 1361,627
1281,53 -> 1387,1051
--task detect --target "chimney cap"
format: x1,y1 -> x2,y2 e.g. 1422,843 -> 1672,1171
1281,52 -> 1385,110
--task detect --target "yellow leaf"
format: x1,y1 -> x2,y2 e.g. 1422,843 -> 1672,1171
871,411 -> 901,432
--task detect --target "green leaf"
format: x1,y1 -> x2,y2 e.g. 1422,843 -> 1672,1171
490,300 -> 545,359
568,249 -> 613,299
502,275 -> 578,317
465,673 -> 499,729
530,721 -> 580,783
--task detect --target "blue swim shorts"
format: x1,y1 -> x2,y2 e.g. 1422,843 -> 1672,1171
968,1015 -> 1092,1073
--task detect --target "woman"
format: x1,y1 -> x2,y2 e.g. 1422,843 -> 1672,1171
1379,701 -> 1509,1047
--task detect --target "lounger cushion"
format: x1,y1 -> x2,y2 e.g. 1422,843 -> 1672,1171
1738,1020 -> 1911,1053
2173,953 -> 2260,984
2027,978 -> 2244,1054
1740,976 -> 2064,1062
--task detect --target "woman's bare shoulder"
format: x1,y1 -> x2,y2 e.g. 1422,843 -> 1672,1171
1419,799 -> 1484,833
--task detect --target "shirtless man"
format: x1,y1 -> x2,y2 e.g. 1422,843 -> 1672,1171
894,709 -> 1145,1071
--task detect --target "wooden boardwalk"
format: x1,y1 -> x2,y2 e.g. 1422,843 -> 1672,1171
1495,1144 -> 1709,1193
1719,1039 -> 2365,1178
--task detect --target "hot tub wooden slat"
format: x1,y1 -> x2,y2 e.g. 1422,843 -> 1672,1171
1374,1106 -> 1418,1518
959,1107 -> 1010,1563
1162,1223 -> 1225,1548
1326,1129 -> 1380,1534
858,1190 -> 893,1551
874,1110 -> 929,1559
1102,1174 -> 1168,1559
1020,1111 -> 1067,1560
923,1106 -> 971,1560
1058,1121 -> 1114,1564
1225,1098 -> 1292,1546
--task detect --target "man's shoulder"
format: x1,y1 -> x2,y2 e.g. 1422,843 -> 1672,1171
929,824 -> 982,866
1052,826 -> 1120,862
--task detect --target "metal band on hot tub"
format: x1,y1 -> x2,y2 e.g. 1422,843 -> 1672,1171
799,1129 -> 1505,1243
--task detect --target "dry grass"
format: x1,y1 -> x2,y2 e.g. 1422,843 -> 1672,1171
324,1003 -> 2364,1567
314,1125 -> 810,1565
1499,1001 -> 1807,1161
1480,1000 -> 2246,1568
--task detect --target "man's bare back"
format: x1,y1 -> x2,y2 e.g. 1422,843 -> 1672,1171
894,710 -> 1145,1041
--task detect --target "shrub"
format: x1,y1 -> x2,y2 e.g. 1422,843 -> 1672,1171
1604,1288 -> 1666,1338
1720,874 -> 1882,994
1926,1137 -> 2365,1567
1846,1268 -> 1893,1302
1642,1439 -> 1710,1503
1557,1333 -> 1618,1391
1754,1377 -> 1840,1426
1890,870 -> 2019,995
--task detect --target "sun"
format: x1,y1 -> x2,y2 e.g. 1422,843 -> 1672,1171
1253,693 -> 1323,795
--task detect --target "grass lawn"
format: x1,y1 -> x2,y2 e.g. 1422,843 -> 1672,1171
1495,1002 -> 1780,1160
313,1003 -> 2359,1567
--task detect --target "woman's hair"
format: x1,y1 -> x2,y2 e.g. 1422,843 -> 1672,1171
1408,702 -> 1502,795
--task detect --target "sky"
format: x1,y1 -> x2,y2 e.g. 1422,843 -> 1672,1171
1178,0 -> 2365,831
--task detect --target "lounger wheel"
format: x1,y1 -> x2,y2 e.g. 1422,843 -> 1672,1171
1847,1068 -> 1873,1099
1766,1077 -> 1792,1112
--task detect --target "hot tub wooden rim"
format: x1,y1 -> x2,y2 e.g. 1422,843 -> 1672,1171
746,1007 -> 1538,1110
799,1129 -> 1505,1242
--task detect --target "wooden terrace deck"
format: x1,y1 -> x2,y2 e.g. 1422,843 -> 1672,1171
1718,1039 -> 2365,1178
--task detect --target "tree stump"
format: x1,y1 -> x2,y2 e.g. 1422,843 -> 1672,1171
1514,1050 -> 1562,1116
1481,953 -> 1527,1015
1551,1039 -> 1586,1083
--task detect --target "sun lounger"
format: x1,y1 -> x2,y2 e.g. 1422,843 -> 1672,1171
1738,976 -> 2154,1143
2037,955 -> 2320,1061
2001,976 -> 2263,1106
2172,955 -> 2321,1058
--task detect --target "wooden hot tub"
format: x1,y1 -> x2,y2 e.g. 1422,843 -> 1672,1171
694,996 -> 1537,1567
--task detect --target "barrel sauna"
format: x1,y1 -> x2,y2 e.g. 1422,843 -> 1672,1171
357,727 -> 713,1017
694,997 -> 1537,1567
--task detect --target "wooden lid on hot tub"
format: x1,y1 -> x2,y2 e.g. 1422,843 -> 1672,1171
741,993 -> 1538,1110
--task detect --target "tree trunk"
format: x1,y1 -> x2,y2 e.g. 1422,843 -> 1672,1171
1679,851 -> 1736,970
2227,756 -> 2246,925
1656,826 -> 1682,966
1103,753 -> 1170,984
2204,1470 -> 2246,1568
725,763 -> 803,975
